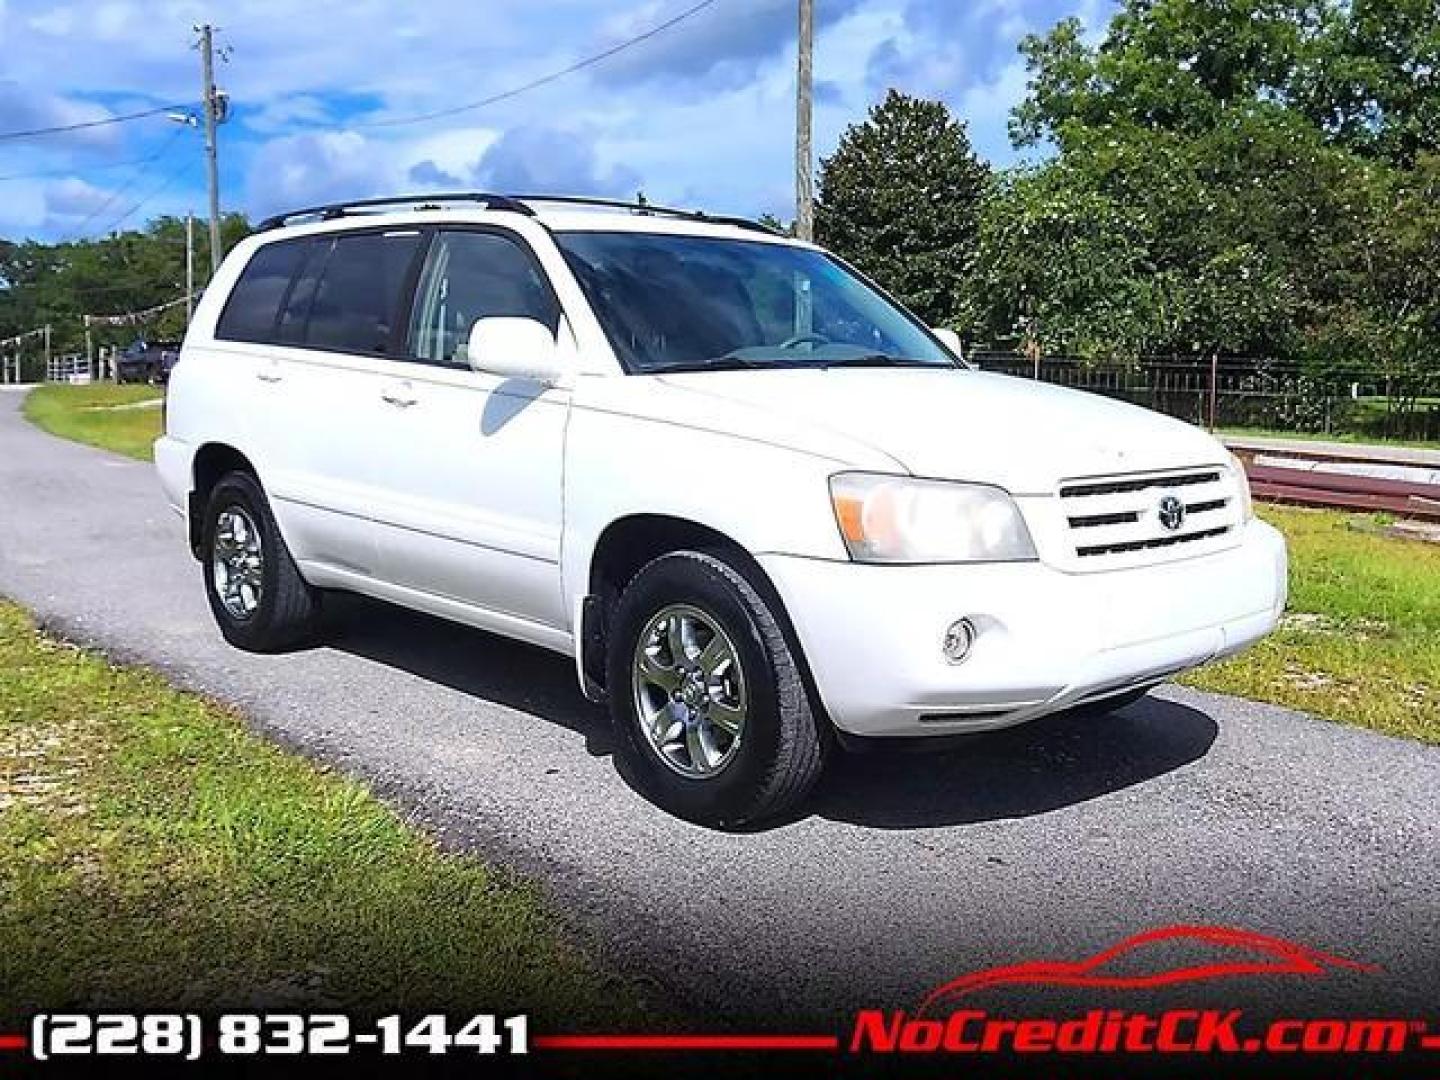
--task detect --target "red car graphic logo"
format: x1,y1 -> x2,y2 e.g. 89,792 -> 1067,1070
917,925 -> 1376,1017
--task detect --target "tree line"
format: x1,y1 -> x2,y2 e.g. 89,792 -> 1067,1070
0,214 -> 251,371
816,0 -> 1438,399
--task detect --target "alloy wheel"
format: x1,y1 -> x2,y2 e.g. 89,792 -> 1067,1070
212,506 -> 264,620
631,603 -> 748,778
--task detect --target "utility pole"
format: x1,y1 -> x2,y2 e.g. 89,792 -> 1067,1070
197,24 -> 224,275
43,324 -> 51,382
185,212 -> 195,324
795,0 -> 814,241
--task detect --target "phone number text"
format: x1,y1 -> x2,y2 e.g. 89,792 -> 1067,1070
29,1013 -> 528,1059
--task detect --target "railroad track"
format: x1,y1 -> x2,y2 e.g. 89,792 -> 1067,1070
1225,438 -> 1440,522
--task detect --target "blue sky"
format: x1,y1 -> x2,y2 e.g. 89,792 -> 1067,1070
0,0 -> 1115,243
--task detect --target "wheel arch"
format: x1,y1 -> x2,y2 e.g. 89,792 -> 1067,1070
188,442 -> 259,557
580,513 -> 831,734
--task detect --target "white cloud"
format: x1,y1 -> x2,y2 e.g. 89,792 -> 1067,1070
1,0 -> 1105,239
244,130 -> 387,216
45,175 -> 113,216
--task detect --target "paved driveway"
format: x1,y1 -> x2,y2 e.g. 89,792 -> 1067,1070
1,387 -> 1436,1031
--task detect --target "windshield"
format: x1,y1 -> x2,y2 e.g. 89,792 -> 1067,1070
553,231 -> 957,374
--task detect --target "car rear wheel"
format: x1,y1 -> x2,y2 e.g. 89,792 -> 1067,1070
201,470 -> 320,651
607,551 -> 826,827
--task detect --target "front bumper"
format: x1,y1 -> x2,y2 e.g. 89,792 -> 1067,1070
759,520 -> 1287,738
154,434 -> 193,516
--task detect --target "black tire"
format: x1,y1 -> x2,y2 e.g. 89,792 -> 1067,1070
201,470 -> 321,652
607,551 -> 826,827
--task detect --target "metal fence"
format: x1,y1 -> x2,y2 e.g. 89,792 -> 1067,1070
45,354 -> 93,384
971,353 -> 1440,442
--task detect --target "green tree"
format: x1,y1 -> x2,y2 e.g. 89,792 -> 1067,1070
967,109 -> 1382,364
1013,0 -> 1439,166
964,165 -> 1163,361
816,89 -> 989,325
0,212 -> 251,365
755,212 -> 793,236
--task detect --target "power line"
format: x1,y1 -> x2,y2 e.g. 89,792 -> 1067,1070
0,155 -> 167,183
64,127 -> 189,240
0,101 -> 196,143
95,158 -> 200,237
356,0 -> 721,130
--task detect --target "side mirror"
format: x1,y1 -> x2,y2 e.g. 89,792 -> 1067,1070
465,317 -> 564,384
932,327 -> 964,360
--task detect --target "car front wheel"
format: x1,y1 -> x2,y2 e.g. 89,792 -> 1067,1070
607,551 -> 826,827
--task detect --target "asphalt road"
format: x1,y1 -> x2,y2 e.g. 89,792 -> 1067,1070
1,387 -> 1437,1034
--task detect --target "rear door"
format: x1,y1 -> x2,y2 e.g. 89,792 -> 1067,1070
231,227 -> 424,578
367,227 -> 571,631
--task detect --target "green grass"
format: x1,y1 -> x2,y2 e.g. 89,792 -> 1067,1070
1218,425 -> 1440,451
1184,505 -> 1440,744
23,384 -> 164,461
0,601 -> 639,1025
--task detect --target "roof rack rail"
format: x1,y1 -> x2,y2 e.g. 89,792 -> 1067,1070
512,194 -> 781,235
257,192 -> 536,231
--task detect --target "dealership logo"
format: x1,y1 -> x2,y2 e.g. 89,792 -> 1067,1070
1156,494 -> 1186,531
485,925 -> 1440,1060
848,925 -> 1440,1058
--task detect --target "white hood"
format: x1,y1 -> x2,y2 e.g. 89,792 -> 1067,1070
651,367 -> 1227,494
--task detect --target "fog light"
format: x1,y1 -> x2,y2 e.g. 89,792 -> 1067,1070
942,618 -> 976,664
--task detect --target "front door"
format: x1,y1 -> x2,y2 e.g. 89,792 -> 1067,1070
367,227 -> 571,631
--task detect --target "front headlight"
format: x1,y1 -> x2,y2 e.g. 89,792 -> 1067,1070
829,473 -> 1038,564
1228,452 -> 1255,522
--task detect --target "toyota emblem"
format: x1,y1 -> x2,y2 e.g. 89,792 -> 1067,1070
1157,494 -> 1186,531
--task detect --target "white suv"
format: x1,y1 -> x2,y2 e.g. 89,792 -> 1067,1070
156,193 -> 1287,825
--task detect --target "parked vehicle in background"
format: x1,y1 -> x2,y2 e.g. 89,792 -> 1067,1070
157,345 -> 182,384
155,193 -> 1288,826
117,340 -> 182,384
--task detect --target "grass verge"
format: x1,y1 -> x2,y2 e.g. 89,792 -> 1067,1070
1218,425 -> 1440,451
0,600 -> 637,1025
23,384 -> 164,461
1184,505 -> 1439,744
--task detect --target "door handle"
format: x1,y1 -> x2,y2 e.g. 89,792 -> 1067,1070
381,384 -> 417,408
255,371 -> 283,383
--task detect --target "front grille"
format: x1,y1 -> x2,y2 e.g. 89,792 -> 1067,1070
1061,471 -> 1220,499
1058,467 -> 1240,564
1075,525 -> 1229,557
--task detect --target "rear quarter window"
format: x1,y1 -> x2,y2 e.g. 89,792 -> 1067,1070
215,240 -> 307,343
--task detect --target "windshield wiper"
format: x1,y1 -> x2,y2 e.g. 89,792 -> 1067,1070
806,354 -> 942,369
642,357 -> 766,375
642,354 -> 949,375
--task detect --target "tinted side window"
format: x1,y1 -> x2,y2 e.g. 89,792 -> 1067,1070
407,231 -> 560,367
215,240 -> 306,342
275,239 -> 332,345
305,231 -> 422,355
